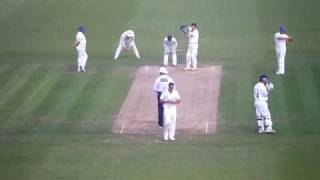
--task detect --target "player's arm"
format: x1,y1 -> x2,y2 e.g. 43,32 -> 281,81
73,41 -> 80,48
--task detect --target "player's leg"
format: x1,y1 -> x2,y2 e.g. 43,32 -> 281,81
163,108 -> 170,140
77,50 -> 81,72
191,46 -> 198,70
131,42 -> 141,59
255,103 -> 265,133
185,47 -> 192,70
172,52 -> 177,66
279,48 -> 286,74
81,51 -> 88,72
114,44 -> 123,60
157,93 -> 163,127
261,102 -> 275,133
275,48 -> 281,74
163,53 -> 169,66
169,109 -> 177,140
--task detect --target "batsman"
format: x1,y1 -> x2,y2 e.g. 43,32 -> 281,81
253,74 -> 276,134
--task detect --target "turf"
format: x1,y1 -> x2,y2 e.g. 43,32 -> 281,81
0,0 -> 320,179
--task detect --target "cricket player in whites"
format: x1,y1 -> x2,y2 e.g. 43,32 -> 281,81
73,25 -> 88,72
253,74 -> 276,134
114,30 -> 141,60
183,23 -> 199,71
274,25 -> 293,75
163,35 -> 178,66
160,82 -> 181,141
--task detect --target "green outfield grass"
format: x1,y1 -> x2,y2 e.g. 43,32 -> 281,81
0,0 -> 320,179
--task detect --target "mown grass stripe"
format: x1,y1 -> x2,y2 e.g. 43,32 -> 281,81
0,64 -> 39,106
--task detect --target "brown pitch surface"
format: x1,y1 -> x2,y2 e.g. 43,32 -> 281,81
112,65 -> 223,135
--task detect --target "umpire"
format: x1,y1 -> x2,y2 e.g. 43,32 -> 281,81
152,67 -> 174,128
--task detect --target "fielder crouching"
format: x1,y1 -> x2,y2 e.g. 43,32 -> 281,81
253,74 -> 276,134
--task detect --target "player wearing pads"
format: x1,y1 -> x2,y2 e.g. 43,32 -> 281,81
114,30 -> 141,60
253,74 -> 276,134
153,67 -> 175,128
73,26 -> 88,72
274,25 -> 293,75
184,23 -> 199,71
163,35 -> 178,66
160,82 -> 181,141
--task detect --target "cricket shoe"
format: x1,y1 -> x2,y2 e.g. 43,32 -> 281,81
265,129 -> 276,134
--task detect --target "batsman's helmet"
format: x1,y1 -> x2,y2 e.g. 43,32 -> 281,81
167,35 -> 172,41
259,74 -> 268,82
125,30 -> 135,37
78,25 -> 85,33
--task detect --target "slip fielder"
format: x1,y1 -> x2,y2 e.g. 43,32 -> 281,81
114,30 -> 141,60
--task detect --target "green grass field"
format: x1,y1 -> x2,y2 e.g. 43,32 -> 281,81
1,0 -> 320,179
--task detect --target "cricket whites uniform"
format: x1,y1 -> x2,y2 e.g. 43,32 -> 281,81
163,36 -> 178,66
160,89 -> 180,140
114,30 -> 140,60
75,31 -> 88,72
153,73 -> 174,127
186,28 -> 199,70
253,82 -> 275,133
274,32 -> 289,74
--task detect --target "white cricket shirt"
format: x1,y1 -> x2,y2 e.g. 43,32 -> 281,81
160,89 -> 181,110
274,32 -> 288,49
75,31 -> 86,50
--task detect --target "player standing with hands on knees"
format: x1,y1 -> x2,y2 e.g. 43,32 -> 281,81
163,35 -> 178,66
253,74 -> 276,134
160,82 -> 181,141
114,30 -> 141,60
73,25 -> 88,72
274,25 -> 293,75
182,23 -> 199,71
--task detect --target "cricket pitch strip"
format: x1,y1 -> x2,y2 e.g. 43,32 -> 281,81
112,65 -> 223,135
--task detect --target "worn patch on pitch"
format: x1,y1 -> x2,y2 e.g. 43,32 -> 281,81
112,65 -> 223,135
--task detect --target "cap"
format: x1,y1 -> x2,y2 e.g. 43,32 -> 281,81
280,25 -> 286,33
159,67 -> 168,74
125,30 -> 135,37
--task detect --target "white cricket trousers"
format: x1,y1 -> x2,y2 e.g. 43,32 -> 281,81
255,101 -> 273,132
186,44 -> 198,70
77,48 -> 88,71
276,47 -> 286,74
163,107 -> 177,140
163,52 -> 177,66
114,42 -> 140,60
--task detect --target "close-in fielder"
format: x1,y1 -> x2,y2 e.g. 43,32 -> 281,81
253,74 -> 276,134
163,35 -> 178,66
160,82 -> 181,141
73,26 -> 88,72
114,30 -> 141,60
274,25 -> 293,75
153,67 -> 174,128
184,23 -> 199,71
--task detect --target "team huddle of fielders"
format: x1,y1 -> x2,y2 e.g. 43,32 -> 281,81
73,23 -> 293,138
